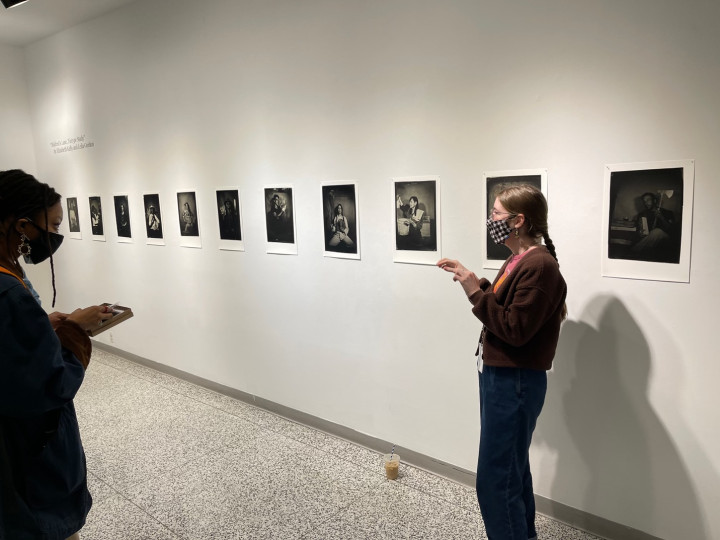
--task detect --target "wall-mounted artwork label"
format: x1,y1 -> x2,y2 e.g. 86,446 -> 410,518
65,196 -> 81,240
114,194 -> 132,242
143,193 -> 165,246
322,182 -> 360,260
393,176 -> 441,265
50,134 -> 95,154
602,160 -> 694,283
88,195 -> 105,241
482,169 -> 547,270
264,186 -> 297,255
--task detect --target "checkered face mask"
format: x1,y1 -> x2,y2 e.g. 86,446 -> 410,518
486,216 -> 514,245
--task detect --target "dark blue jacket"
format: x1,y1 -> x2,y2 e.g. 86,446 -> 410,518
0,272 -> 92,540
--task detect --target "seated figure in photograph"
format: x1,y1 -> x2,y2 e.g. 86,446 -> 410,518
328,204 -> 354,248
396,195 -> 424,247
631,191 -> 678,263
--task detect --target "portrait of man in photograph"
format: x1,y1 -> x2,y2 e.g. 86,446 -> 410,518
265,188 -> 294,243
216,190 -> 242,241
89,196 -> 104,235
607,168 -> 683,264
143,194 -> 163,239
114,195 -> 131,238
395,180 -> 436,251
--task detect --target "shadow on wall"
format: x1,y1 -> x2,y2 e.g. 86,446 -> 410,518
535,295 -> 711,540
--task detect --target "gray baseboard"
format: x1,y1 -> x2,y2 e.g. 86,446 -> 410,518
93,342 -> 661,540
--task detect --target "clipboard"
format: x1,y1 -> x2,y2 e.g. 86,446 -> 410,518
87,303 -> 134,337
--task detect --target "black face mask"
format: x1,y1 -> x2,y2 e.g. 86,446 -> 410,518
22,219 -> 64,264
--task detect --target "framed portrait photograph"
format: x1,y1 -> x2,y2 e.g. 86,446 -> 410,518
113,194 -> 132,242
602,160 -> 694,282
88,195 -> 105,241
264,186 -> 297,255
393,176 -> 441,265
216,188 -> 244,251
321,182 -> 360,260
177,191 -> 201,248
482,169 -> 547,270
65,196 -> 81,239
143,193 -> 165,246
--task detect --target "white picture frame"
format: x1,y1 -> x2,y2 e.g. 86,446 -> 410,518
177,190 -> 202,249
321,181 -> 360,260
601,159 -> 694,283
216,187 -> 245,252
392,176 -> 441,265
264,186 -> 298,255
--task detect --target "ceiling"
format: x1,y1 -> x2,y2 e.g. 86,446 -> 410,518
0,0 -> 140,47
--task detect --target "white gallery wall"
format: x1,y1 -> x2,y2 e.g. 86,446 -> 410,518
0,43 -> 35,170
12,0 -> 720,538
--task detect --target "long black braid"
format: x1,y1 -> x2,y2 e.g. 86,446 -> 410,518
0,169 -> 61,307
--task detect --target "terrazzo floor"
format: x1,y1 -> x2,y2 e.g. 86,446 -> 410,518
75,349 -> 601,540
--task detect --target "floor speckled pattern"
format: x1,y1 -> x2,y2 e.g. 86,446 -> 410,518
74,349 -> 601,540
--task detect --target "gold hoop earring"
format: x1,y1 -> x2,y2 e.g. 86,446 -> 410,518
18,234 -> 31,257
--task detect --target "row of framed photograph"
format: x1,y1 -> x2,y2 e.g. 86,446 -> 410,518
64,159 -> 695,282
65,176 -> 444,265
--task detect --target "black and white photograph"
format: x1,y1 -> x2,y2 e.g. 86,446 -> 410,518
177,191 -> 201,248
65,196 -> 81,239
264,186 -> 297,255
114,194 -> 132,241
216,188 -> 244,251
482,169 -> 547,270
602,160 -> 694,282
88,195 -> 105,241
143,193 -> 164,245
322,182 -> 359,260
177,192 -> 199,237
393,176 -> 441,265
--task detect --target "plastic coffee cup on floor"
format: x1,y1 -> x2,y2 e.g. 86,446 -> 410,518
383,453 -> 400,480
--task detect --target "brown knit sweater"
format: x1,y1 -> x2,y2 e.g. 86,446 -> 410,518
467,246 -> 567,371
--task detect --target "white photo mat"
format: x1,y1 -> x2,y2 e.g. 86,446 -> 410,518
322,181 -> 360,260
392,176 -> 441,265
65,195 -> 82,240
177,190 -> 202,249
216,187 -> 245,252
142,192 -> 165,246
113,193 -> 133,244
601,159 -> 694,283
88,194 -> 106,242
264,185 -> 298,255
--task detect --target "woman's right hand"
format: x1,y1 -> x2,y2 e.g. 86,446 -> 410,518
437,258 -> 466,274
67,305 -> 114,332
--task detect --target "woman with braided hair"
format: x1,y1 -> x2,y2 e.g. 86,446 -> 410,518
437,184 -> 567,540
0,169 -> 112,540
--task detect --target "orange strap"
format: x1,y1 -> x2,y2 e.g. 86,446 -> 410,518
0,266 -> 28,289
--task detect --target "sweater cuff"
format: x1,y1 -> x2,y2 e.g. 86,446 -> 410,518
468,288 -> 483,305
55,320 -> 93,369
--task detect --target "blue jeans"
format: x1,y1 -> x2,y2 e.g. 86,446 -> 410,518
477,366 -> 547,540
